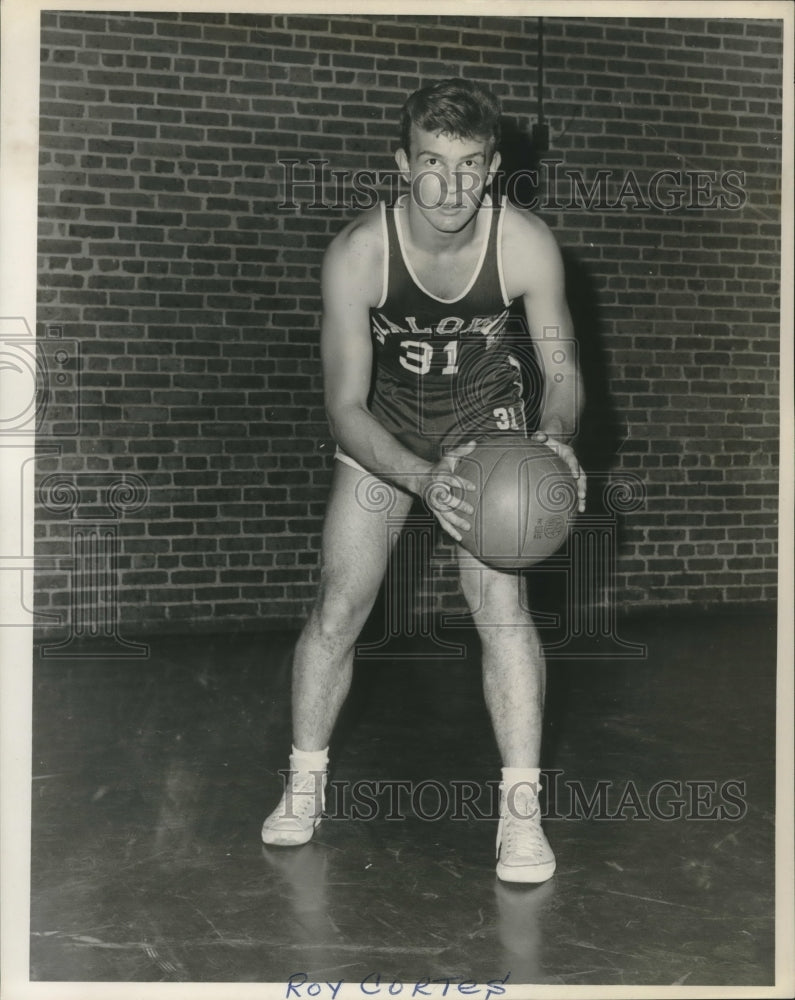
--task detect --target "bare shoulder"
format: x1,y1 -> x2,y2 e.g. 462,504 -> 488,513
500,202 -> 564,298
322,204 -> 384,307
501,201 -> 559,252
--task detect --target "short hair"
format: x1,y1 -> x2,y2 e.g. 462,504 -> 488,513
400,79 -> 501,160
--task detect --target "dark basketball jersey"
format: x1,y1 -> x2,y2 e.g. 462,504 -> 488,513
368,195 -> 526,463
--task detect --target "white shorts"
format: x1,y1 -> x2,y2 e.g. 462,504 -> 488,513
334,445 -> 368,473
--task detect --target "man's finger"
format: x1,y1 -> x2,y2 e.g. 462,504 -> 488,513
438,516 -> 463,542
577,473 -> 587,513
435,505 -> 472,536
447,438 -> 478,457
443,439 -> 478,471
435,463 -> 478,494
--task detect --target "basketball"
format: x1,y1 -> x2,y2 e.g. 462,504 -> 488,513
453,438 -> 578,569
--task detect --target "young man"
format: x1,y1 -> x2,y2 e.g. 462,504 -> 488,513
262,79 -> 586,883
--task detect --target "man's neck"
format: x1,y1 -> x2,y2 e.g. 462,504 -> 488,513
402,194 -> 490,255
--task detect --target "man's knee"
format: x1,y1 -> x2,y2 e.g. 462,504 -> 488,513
460,560 -> 528,620
312,576 -> 375,640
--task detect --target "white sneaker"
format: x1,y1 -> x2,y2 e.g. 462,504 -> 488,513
496,782 -> 556,883
261,767 -> 326,847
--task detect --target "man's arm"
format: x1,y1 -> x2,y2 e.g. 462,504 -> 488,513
503,208 -> 587,510
522,230 -> 584,444
320,220 -> 476,538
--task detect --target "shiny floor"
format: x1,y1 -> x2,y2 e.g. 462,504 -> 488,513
31,609 -> 776,987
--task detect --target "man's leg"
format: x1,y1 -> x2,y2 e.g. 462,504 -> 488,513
262,459 -> 413,845
457,548 -> 555,883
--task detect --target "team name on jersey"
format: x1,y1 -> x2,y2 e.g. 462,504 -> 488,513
372,308 -> 509,347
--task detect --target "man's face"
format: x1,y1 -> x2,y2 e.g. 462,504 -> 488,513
395,125 -> 500,233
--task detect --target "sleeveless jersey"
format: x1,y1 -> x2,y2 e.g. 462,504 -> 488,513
368,196 -> 527,463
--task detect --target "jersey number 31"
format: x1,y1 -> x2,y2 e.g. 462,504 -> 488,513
399,339 -> 459,376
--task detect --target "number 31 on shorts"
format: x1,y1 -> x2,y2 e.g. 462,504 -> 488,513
493,405 -> 522,431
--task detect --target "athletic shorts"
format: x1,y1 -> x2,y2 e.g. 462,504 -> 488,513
334,445 -> 368,473
333,358 -> 528,473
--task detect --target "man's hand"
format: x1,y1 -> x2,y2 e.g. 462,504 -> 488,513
421,440 -> 478,542
531,431 -> 587,513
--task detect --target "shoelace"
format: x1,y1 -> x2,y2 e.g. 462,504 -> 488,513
496,793 -> 545,858
278,771 -> 326,821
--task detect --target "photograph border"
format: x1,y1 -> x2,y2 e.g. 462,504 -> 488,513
1,1 -> 793,998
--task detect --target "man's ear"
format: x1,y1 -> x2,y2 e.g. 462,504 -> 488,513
395,147 -> 411,183
486,150 -> 502,185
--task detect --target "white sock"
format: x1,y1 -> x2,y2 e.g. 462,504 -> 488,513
290,744 -> 329,773
501,766 -> 541,796
501,767 -> 542,820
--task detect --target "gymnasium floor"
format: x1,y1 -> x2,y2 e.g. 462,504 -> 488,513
30,607 -> 776,988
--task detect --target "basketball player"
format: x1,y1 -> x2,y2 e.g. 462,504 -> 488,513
262,79 -> 586,883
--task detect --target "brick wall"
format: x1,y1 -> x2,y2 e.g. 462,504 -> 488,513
35,12 -> 782,637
